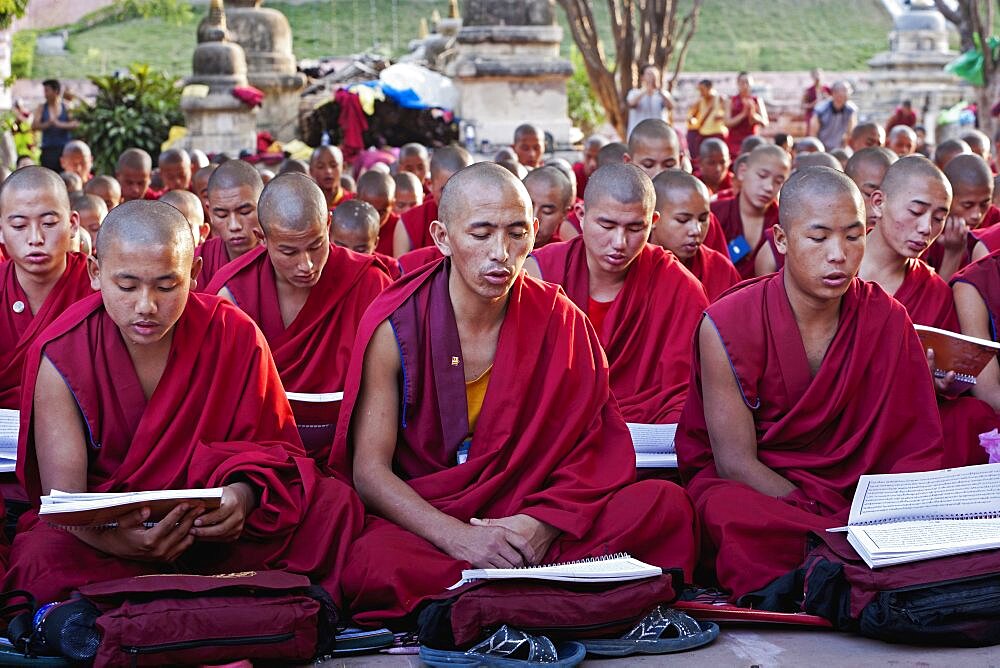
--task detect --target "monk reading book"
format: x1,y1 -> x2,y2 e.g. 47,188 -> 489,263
209,174 -> 391,461
331,163 -> 698,646
6,200 -> 364,606
528,164 -> 709,423
677,166 -> 944,605
923,154 -> 995,281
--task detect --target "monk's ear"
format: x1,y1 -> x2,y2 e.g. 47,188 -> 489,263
573,201 -> 586,226
252,227 -> 265,244
87,254 -> 101,290
532,217 -> 539,239
869,189 -> 886,219
429,219 -> 452,257
68,210 -> 81,238
325,210 -> 332,229
649,210 -> 660,231
622,153 -> 634,165
190,255 -> 203,288
772,224 -> 789,256
198,222 -> 210,245
736,160 -> 749,181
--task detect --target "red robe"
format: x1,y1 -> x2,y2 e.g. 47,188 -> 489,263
193,236 -> 236,293
676,271 -> 943,602
330,259 -> 698,624
685,244 -> 741,302
533,238 -> 708,423
6,292 -> 364,606
376,212 -> 400,256
572,161 -> 588,200
374,251 -> 402,280
400,200 -> 438,251
710,195 -> 780,279
0,253 -> 93,409
973,208 -> 1000,253
207,245 -> 390,463
397,244 -> 444,275
694,169 -> 733,196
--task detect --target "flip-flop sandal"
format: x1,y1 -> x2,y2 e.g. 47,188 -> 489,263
580,605 -> 720,657
419,624 -> 586,667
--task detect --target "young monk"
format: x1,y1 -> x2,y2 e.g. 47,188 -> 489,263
72,192 -> 107,249
209,175 -> 390,461
512,123 -> 545,169
393,172 -> 423,216
711,144 -> 790,278
158,147 -> 193,192
392,146 -> 472,256
861,156 -> 997,468
845,146 -> 897,230
331,199 -> 402,278
195,159 -> 264,291
597,141 -> 628,168
523,166 -> 572,248
5,200 -> 365,606
398,142 -> 430,188
676,166 -> 944,605
59,140 -> 92,184
0,166 -> 93,411
962,129 -> 993,167
888,125 -> 917,157
160,189 -> 209,245
309,145 -> 353,211
923,153 -> 994,280
651,170 -> 740,301
696,138 -> 732,195
115,148 -> 156,202
573,134 -> 607,199
527,164 -> 709,423
331,162 -> 698,635
623,118 -> 682,180
847,121 -> 885,152
83,175 -> 121,211
933,138 -> 972,170
356,170 -> 398,256
191,163 -> 217,221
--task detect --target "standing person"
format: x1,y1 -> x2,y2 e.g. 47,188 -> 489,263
801,68 -> 829,128
809,81 -> 858,152
32,80 -> 77,172
626,65 -> 675,138
724,72 -> 768,156
686,78 -> 727,163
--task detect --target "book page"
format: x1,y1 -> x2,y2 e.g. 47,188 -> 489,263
460,554 -> 661,584
847,464 -> 1000,526
0,409 -> 18,472
852,518 -> 1000,554
627,423 -> 677,453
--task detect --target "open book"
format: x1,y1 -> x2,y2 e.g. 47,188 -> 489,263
40,488 -> 224,527
628,423 -> 677,469
914,325 -> 1000,392
0,409 -> 17,473
454,553 -> 661,589
829,464 -> 1000,568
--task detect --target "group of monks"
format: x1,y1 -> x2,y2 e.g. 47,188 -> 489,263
2,113 -> 1000,655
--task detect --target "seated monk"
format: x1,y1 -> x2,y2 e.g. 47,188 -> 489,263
72,192 -> 108,250
392,147 -> 473,257
331,199 -> 402,278
115,148 -> 158,202
160,189 -> 209,245
393,172 -> 424,216
847,121 -> 885,153
158,148 -> 193,193
523,166 -> 573,248
676,166 -> 944,605
934,138 -> 972,171
573,134 -> 607,199
512,123 -> 545,170
195,159 -> 264,291
695,138 -> 733,196
398,143 -> 431,193
526,163 -> 708,424
309,145 -> 354,211
651,170 -> 740,301
711,144 -> 790,279
83,174 -> 122,212
623,118 -> 683,180
209,175 -> 391,461
952,249 -> 1000,415
923,153 -> 995,281
5,200 -> 365,606
191,164 -> 217,221
887,125 -> 917,157
332,162 -> 698,634
862,155 -> 997,467
356,170 -> 398,256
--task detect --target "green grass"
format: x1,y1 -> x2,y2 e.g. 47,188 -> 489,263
28,0 -> 897,81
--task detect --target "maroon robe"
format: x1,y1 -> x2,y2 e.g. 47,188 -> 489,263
193,237 -> 236,293
533,238 -> 708,423
206,245 -> 390,463
400,200 -> 438,251
376,212 -> 400,256
974,209 -> 1000,253
922,206 -> 1000,274
685,244 -> 741,302
7,292 -> 365,605
676,271 -> 944,601
330,259 -> 698,624
0,253 -> 93,409
572,161 -> 588,200
375,251 -> 402,280
711,195 -> 780,279
725,95 -> 761,155
397,244 -> 444,275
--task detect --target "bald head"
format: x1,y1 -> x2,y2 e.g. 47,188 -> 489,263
597,142 -> 628,168
117,148 -> 152,173
523,166 -> 574,209
158,148 -> 190,168
62,140 -> 91,160
627,119 -> 678,155
740,135 -> 766,155
849,122 -> 885,150
310,145 -> 343,168
794,137 -> 825,154
748,144 -> 793,170
513,123 -> 544,143
430,146 -> 474,179
934,138 -> 972,170
160,189 -> 206,238
84,174 -> 121,210
888,125 -> 917,156
794,152 -> 843,172
278,158 -> 309,175
400,143 -> 429,161
779,166 -> 864,231
357,170 -> 395,200
95,199 -> 194,261
332,199 -> 380,237
584,163 -> 655,212
257,173 -> 328,236
438,162 -> 531,230
207,158 -> 264,198
652,169 -> 710,204
585,134 -> 609,151
1,165 -> 70,213
879,155 -> 951,201
961,129 -> 991,158
943,153 -> 993,190
846,147 -> 897,181
700,137 -> 729,161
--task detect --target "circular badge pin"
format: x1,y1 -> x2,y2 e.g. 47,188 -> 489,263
12,300 -> 24,314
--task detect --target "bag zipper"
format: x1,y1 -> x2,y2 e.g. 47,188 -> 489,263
124,631 -> 294,656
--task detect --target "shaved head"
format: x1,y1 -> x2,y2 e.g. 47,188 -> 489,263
652,168 -> 710,204
740,135 -> 766,155
332,199 -> 380,236
597,142 -> 628,168
748,144 -> 793,170
357,170 -> 395,200
400,143 -> 429,160
779,166 -> 864,231
95,199 -> 194,261
880,154 -> 951,200
207,158 -> 264,198
310,145 -> 343,168
699,137 -> 729,160
524,166 -> 574,207
542,158 -> 577,192
584,163 -> 655,211
961,129 -> 991,156
278,158 -> 309,175
116,148 -> 152,173
257,173 -> 328,236
395,171 -> 421,194
430,146 -> 473,178
943,152 -> 993,190
627,119 -> 678,154
84,175 -> 122,210
849,122 -> 885,150
845,147 -> 897,183
160,189 -> 205,229
934,138 -> 972,169
585,134 -> 609,150
438,162 -> 531,230
794,137 -> 825,154
513,123 -> 543,143
71,192 -> 107,216
794,152 -> 843,172
1,165 -> 70,213
158,148 -> 190,168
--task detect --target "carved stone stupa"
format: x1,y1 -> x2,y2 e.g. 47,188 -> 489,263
181,0 -> 257,155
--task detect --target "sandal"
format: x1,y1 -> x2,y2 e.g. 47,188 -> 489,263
580,605 -> 719,657
419,624 -> 586,667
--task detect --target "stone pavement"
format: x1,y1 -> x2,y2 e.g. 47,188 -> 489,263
320,627 -> 1000,667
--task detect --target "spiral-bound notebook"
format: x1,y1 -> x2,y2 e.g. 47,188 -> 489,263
39,488 -> 224,527
454,553 -> 661,589
914,324 -> 1000,392
828,464 -> 1000,568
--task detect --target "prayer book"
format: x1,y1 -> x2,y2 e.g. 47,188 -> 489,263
829,464 -> 1000,568
0,409 -> 17,473
459,553 -> 661,586
914,325 -> 1000,391
628,423 -> 677,469
39,488 -> 225,527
